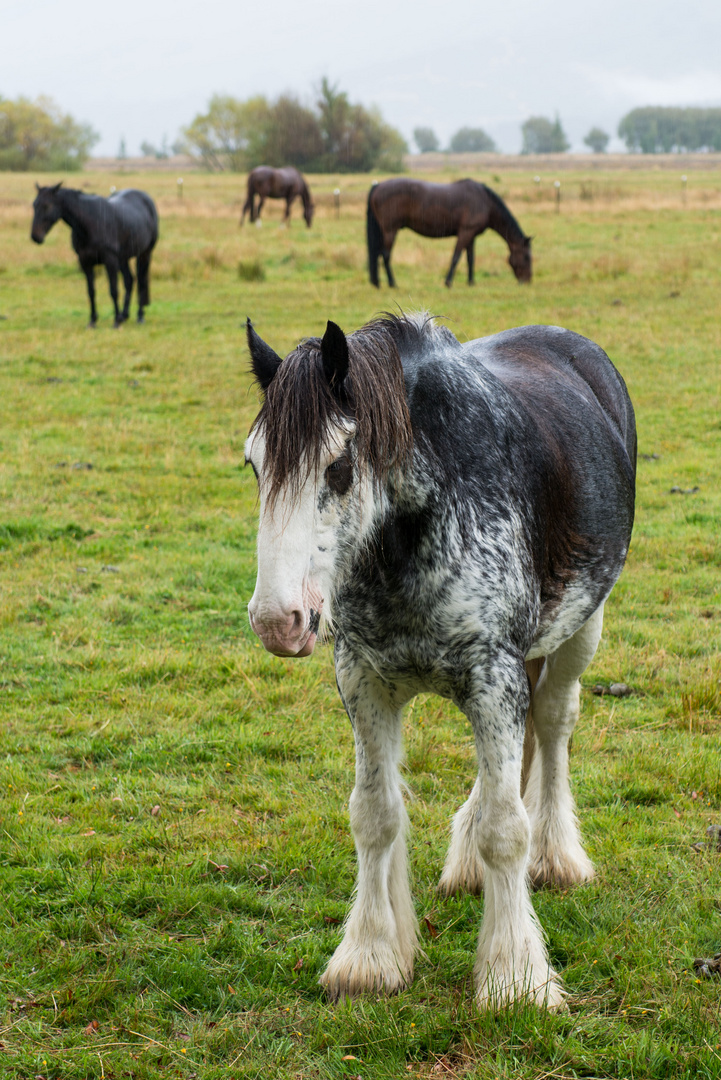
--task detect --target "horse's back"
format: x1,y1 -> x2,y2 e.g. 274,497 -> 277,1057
469,325 -> 636,469
371,178 -> 485,235
108,189 -> 158,250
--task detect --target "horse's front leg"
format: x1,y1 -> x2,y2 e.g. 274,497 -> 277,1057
320,659 -> 417,999
284,197 -> 292,225
81,259 -> 98,327
255,196 -> 265,226
459,654 -> 564,1010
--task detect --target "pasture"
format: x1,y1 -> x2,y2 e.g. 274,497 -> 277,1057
0,163 -> 719,1079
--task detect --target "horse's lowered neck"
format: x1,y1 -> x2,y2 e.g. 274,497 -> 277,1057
487,198 -> 525,249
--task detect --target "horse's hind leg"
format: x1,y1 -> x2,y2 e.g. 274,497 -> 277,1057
320,657 -> 417,999
463,655 -> 564,1009
255,197 -> 265,226
466,238 -> 475,285
445,230 -> 473,287
104,257 -> 122,327
524,605 -> 604,889
381,230 -> 396,287
136,250 -> 151,323
120,261 -> 133,322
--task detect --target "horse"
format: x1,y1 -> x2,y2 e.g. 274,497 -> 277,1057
240,166 -> 314,227
244,312 -> 636,1010
367,178 -> 532,288
31,183 -> 158,327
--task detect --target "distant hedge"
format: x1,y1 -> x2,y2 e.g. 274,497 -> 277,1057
618,107 -> 721,153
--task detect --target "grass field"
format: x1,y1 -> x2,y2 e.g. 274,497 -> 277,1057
0,163 -> 720,1079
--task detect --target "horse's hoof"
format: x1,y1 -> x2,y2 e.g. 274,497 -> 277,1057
137,315 -> 145,324
86,322 -> 97,330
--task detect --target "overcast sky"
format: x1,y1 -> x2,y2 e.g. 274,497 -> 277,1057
5,0 -> 721,156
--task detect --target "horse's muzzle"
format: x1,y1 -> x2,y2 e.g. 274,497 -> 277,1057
248,602 -> 321,658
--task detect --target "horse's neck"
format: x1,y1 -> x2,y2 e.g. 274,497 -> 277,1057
486,195 -> 523,248
58,190 -> 92,235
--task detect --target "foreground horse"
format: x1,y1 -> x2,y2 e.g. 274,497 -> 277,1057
245,313 -> 635,1009
31,183 -> 158,327
367,178 -> 532,287
241,166 -> 314,227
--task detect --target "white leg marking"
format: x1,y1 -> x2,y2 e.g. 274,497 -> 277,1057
525,604 -> 605,889
320,667 -> 417,999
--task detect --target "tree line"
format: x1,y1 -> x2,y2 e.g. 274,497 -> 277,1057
618,108 -> 721,153
4,93 -> 721,172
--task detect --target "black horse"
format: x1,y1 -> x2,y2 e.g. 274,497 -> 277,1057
367,178 -> 532,288
240,166 -> 314,227
31,183 -> 159,327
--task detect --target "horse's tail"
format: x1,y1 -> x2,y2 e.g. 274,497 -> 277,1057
366,187 -> 382,287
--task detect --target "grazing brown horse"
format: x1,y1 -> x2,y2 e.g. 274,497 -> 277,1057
367,178 -> 532,288
241,166 -> 314,227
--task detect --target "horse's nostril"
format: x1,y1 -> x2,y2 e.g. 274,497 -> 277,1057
290,610 -> 304,635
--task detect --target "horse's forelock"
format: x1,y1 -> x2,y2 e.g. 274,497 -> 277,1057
252,320 -> 413,509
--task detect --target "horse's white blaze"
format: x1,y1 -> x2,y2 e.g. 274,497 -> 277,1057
246,421 -> 364,656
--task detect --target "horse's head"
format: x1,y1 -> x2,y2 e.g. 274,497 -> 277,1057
304,200 -> 315,227
245,317 -> 411,658
509,236 -> 532,283
31,182 -> 63,244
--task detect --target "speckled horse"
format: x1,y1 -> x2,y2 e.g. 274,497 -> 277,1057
245,313 -> 636,1010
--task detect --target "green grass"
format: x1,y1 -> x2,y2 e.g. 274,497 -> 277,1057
0,166 -> 720,1079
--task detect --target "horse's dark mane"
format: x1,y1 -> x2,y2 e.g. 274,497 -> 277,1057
252,315 -> 416,507
479,183 -> 527,241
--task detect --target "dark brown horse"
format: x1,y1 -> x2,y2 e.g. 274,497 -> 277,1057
241,166 -> 314,227
367,178 -> 531,288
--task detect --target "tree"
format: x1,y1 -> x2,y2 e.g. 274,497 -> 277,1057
413,126 -> 440,153
583,127 -> 609,153
182,94 -> 270,171
448,127 -> 497,153
618,107 -> 721,152
521,115 -> 569,154
183,84 -> 406,173
263,96 -> 323,167
0,95 -> 98,171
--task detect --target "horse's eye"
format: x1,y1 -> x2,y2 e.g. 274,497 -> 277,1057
325,454 -> 352,495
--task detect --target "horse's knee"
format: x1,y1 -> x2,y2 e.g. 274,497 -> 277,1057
349,785 -> 403,849
477,802 -> 529,869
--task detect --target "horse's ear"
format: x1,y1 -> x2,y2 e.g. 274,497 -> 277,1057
51,181 -> 63,193
320,320 -> 349,389
35,182 -> 41,192
247,318 -> 282,391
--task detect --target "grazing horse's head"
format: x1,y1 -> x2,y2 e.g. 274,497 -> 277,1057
245,317 -> 411,657
31,182 -> 64,244
509,236 -> 532,283
303,199 -> 315,227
